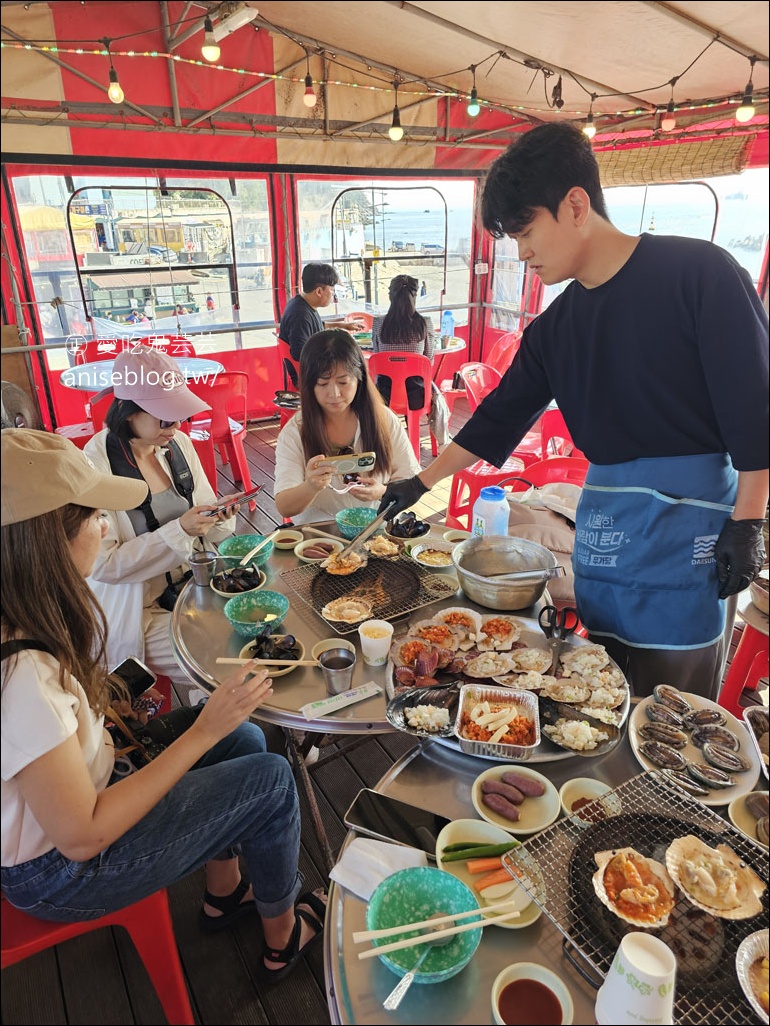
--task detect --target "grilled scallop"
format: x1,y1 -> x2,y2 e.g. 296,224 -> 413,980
665,835 -> 766,919
592,847 -> 676,928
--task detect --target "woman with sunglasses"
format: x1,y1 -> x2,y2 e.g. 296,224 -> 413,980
274,329 -> 420,524
83,346 -> 240,692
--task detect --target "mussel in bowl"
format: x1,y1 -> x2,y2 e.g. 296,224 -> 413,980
238,633 -> 305,677
385,511 -> 430,539
211,565 -> 266,595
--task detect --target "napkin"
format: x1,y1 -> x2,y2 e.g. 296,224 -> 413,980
329,837 -> 428,901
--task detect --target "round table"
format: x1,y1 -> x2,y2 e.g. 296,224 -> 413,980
59,356 -> 224,392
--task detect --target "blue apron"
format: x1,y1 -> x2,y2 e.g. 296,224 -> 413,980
573,454 -> 737,649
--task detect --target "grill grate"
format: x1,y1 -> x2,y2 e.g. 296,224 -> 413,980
502,771 -> 768,1025
280,554 -> 458,634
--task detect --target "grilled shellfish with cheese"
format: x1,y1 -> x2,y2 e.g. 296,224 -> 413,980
592,847 -> 676,928
665,835 -> 766,919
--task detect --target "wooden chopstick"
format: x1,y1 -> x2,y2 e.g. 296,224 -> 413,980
356,910 -> 521,959
216,657 -> 319,667
352,898 -> 520,943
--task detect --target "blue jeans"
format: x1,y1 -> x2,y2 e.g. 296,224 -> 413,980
1,722 -> 303,923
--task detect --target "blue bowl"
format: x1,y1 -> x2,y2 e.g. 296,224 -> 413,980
366,866 -> 481,983
218,534 -> 274,567
223,589 -> 289,639
335,506 -> 379,540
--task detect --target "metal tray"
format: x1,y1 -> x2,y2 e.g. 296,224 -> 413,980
502,771 -> 769,1025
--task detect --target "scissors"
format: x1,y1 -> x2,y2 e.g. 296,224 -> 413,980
538,605 -> 580,673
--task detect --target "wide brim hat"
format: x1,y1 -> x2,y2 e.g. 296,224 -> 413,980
91,345 -> 211,421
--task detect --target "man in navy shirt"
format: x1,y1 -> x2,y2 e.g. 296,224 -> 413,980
379,123 -> 768,700
279,263 -> 363,367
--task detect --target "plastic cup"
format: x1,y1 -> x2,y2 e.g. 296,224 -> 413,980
357,619 -> 394,667
189,551 -> 218,587
319,648 -> 356,695
595,933 -> 676,1025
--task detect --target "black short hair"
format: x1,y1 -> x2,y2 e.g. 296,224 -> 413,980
301,262 -> 339,292
481,122 -> 609,238
104,397 -> 142,443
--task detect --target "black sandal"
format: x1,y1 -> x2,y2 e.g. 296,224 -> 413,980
258,890 -> 327,982
198,877 -> 256,933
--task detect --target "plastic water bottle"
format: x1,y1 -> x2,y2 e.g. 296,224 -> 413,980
472,485 -> 509,537
440,310 -> 455,338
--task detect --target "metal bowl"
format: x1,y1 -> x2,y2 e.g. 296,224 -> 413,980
451,535 -> 558,610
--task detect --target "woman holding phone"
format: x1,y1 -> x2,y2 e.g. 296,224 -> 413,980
83,345 -> 241,690
1,429 -> 325,977
274,329 -> 419,524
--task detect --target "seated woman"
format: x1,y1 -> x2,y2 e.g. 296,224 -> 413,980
274,329 -> 420,524
83,346 -> 239,693
1,429 -> 324,978
371,273 -> 435,410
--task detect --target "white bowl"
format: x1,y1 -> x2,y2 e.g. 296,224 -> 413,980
472,766 -> 560,835
238,636 -> 306,677
210,566 -> 266,598
558,777 -> 622,828
294,538 -> 345,563
728,792 -> 769,850
272,528 -> 304,549
492,962 -> 574,1025
435,819 -> 541,930
735,928 -> 769,1024
443,528 -> 472,544
311,637 -> 356,661
408,540 -> 456,573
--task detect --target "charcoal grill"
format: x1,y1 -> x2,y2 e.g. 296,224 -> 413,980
501,770 -> 769,1025
280,553 -> 458,634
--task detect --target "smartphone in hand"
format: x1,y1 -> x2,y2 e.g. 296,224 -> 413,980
110,657 -> 157,700
203,485 -> 262,517
317,452 -> 376,476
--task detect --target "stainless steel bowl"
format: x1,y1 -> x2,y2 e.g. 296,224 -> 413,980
451,535 -> 558,610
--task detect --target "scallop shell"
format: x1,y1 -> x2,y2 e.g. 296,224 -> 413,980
509,647 -> 553,674
653,684 -> 693,716
433,606 -> 483,643
560,644 -> 609,677
409,619 -> 465,652
592,847 -> 676,928
462,651 -> 516,679
540,680 -> 592,704
476,614 -> 522,651
389,635 -> 433,668
665,835 -> 766,919
320,596 -> 373,623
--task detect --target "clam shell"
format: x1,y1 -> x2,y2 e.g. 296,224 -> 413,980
687,762 -> 735,789
592,847 -> 676,928
639,740 -> 688,771
653,684 -> 693,716
645,703 -> 686,729
665,835 -> 766,919
683,707 -> 727,730
691,725 -> 741,751
701,742 -> 752,773
637,723 -> 689,749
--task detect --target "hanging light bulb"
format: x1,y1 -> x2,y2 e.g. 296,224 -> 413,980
302,52 -> 317,108
201,16 -> 220,63
388,82 -> 404,141
551,75 -> 564,110
467,66 -> 480,116
661,99 -> 677,132
583,95 -> 597,139
108,66 -> 124,104
736,57 -> 757,123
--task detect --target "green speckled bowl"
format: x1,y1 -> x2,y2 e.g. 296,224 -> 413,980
223,589 -> 289,639
217,534 -> 274,567
366,866 -> 481,983
335,506 -> 379,540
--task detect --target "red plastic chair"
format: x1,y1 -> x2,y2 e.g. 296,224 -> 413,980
718,628 -> 769,718
348,311 -> 374,330
446,453 -> 531,530
458,362 -> 502,413
506,456 -> 591,489
276,337 -> 300,391
188,371 -> 256,500
540,407 -> 585,459
485,331 -> 522,375
1,889 -> 194,1025
367,351 -> 436,459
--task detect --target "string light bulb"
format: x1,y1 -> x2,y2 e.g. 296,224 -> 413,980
302,52 -> 317,108
583,95 -> 597,139
467,66 -> 480,116
735,59 -> 756,123
388,82 -> 404,141
201,17 -> 220,63
101,40 -> 124,104
551,75 -> 564,110
661,99 -> 677,132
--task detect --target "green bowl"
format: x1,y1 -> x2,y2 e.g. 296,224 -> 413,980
335,506 -> 379,540
218,534 -> 274,567
223,589 -> 289,639
366,866 -> 481,983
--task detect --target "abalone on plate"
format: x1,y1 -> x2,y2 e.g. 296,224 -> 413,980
665,835 -> 766,919
592,847 -> 676,928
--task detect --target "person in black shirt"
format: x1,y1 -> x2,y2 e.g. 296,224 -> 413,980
378,123 -> 768,701
279,263 -> 364,368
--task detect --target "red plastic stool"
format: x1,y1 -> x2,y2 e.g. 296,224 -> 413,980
718,623 -> 769,718
446,453 -> 529,531
1,889 -> 195,1025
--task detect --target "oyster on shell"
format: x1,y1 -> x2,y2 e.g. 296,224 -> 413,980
592,847 -> 676,928
665,835 -> 766,919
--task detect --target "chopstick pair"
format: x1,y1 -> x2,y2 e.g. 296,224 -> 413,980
216,657 -> 319,667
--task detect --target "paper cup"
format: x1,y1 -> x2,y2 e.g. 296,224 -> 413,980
595,933 -> 676,1025
357,619 -> 394,666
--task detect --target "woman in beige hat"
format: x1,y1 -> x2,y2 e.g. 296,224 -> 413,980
83,346 -> 240,693
1,430 -> 325,977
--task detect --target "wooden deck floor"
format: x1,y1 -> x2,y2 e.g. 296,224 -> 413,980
2,401 -> 766,1025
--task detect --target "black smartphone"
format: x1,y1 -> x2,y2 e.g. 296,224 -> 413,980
203,485 -> 262,517
343,788 -> 450,858
110,657 -> 157,700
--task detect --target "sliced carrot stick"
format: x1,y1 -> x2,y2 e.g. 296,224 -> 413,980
475,867 -> 516,892
466,856 -> 504,875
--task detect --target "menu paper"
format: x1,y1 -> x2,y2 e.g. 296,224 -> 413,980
300,682 -> 382,719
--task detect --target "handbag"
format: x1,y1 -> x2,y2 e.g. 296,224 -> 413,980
107,703 -> 203,770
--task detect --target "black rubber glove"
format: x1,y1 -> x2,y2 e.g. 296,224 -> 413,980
377,476 -> 429,518
714,518 -> 766,599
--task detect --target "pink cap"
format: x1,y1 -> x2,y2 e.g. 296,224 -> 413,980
92,346 -> 210,422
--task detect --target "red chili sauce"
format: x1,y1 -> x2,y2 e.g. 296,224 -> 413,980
497,978 -> 563,1025
570,795 -> 608,823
